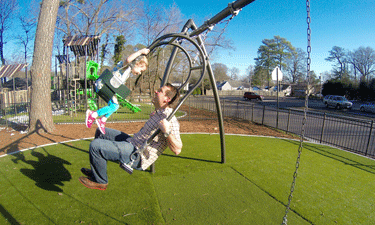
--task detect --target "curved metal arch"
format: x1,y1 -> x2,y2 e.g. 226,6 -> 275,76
121,32 -> 212,175
148,40 -> 194,92
146,21 -> 226,170
147,32 -> 208,121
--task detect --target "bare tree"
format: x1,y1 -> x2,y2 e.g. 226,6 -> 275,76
325,46 -> 349,80
212,63 -> 229,82
136,2 -> 184,93
57,0 -> 139,37
244,65 -> 254,85
229,67 -> 240,81
0,0 -> 18,65
55,0 -> 141,76
286,48 -> 306,83
204,29 -> 234,59
136,2 -> 236,93
349,46 -> 375,82
99,33 -> 109,69
29,0 -> 60,132
17,15 -> 37,64
138,2 -> 183,46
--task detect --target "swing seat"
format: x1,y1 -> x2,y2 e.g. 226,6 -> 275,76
95,69 -> 131,103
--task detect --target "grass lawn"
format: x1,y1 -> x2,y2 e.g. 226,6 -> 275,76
1,134 -> 374,224
53,103 -> 185,124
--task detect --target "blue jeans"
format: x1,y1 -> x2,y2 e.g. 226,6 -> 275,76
89,128 -> 140,184
97,99 -> 119,118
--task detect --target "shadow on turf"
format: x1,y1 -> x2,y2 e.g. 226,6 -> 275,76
0,204 -> 20,225
6,120 -> 93,192
281,139 -> 375,174
11,149 -> 72,192
9,139 -> 92,192
162,153 -> 221,164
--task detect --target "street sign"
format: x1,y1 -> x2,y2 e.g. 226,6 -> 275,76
272,66 -> 283,81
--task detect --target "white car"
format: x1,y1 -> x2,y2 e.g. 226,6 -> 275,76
360,103 -> 375,113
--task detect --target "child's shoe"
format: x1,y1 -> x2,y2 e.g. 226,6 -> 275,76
96,117 -> 106,134
86,110 -> 95,128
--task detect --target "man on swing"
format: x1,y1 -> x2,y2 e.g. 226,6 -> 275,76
79,83 -> 182,190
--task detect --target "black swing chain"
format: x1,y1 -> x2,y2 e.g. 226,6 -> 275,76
282,0 -> 311,224
197,4 -> 240,56
206,9 -> 238,57
192,6 -> 240,64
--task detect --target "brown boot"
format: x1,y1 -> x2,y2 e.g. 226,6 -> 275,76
80,168 -> 93,178
79,176 -> 108,190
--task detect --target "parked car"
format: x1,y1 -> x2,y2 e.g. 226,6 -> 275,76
360,103 -> 375,113
325,95 -> 352,110
243,92 -> 263,101
323,95 -> 333,105
314,93 -> 323,98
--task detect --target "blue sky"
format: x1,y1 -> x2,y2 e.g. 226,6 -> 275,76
7,0 -> 375,81
156,0 -> 375,79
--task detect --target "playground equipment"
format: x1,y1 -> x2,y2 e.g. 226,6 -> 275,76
76,89 -> 97,110
86,60 -> 99,80
82,65 -> 141,113
54,35 -> 100,114
76,88 -> 140,113
55,37 -> 141,115
93,69 -> 131,103
120,0 -> 256,174
116,94 -> 141,113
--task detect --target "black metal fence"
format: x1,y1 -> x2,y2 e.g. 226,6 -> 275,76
185,96 -> 375,159
1,96 -> 374,159
0,102 -> 29,128
0,98 -> 155,127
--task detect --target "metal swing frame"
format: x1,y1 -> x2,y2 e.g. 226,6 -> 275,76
119,0 -> 311,223
120,0 -> 256,174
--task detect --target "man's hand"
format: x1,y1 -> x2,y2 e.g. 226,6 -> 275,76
159,119 -> 171,135
159,118 -> 182,155
139,48 -> 150,55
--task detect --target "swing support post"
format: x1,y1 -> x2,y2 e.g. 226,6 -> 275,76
156,17 -> 228,165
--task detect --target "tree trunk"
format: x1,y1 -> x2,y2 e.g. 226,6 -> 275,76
29,0 -> 60,133
0,32 -> 5,65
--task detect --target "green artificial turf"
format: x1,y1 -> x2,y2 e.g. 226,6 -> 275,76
0,140 -> 164,224
1,134 -> 374,224
52,103 -> 185,123
52,103 -> 153,123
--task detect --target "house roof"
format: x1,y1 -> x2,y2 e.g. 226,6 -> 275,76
0,64 -> 27,78
280,84 -> 291,91
217,81 -> 231,88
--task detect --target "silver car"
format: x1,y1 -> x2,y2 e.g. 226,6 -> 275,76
360,103 -> 375,113
323,95 -> 333,105
325,95 -> 353,110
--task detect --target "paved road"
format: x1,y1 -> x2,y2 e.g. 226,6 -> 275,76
221,96 -> 375,119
